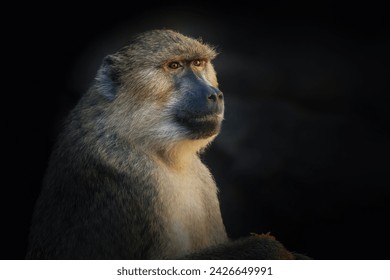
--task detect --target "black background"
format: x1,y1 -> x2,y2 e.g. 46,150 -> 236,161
4,1 -> 389,259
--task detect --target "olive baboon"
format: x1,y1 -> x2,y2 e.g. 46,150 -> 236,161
26,29 -> 306,259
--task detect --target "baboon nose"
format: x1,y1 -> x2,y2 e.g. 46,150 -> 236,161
208,91 -> 224,103
207,89 -> 224,115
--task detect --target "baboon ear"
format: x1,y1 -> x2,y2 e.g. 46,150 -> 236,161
96,55 -> 121,101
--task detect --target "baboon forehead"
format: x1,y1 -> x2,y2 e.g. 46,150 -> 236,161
123,29 -> 217,63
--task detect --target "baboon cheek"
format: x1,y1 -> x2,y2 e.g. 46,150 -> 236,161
129,71 -> 174,104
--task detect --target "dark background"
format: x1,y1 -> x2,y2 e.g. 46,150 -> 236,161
4,1 -> 389,259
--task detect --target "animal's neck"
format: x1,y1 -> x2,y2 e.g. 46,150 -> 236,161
154,138 -> 211,171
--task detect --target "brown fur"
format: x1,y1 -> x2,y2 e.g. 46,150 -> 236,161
26,29 -> 308,259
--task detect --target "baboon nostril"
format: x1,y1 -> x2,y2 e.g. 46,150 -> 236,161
208,90 -> 223,102
208,94 -> 217,102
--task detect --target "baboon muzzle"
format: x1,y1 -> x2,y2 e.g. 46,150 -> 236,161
174,69 -> 224,138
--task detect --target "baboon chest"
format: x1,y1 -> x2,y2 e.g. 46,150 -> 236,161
157,164 -> 219,255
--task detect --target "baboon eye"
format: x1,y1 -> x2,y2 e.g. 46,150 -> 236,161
192,59 -> 203,67
168,61 -> 181,69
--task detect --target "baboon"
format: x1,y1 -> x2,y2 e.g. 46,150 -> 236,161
26,29 -> 307,259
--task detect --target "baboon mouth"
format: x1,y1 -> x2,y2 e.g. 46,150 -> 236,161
190,114 -> 220,123
175,113 -> 222,138
176,113 -> 221,125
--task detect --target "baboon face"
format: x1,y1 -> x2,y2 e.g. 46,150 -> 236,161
97,29 -> 224,145
170,57 -> 224,139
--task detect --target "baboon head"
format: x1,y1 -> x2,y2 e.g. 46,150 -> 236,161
93,29 -> 224,155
